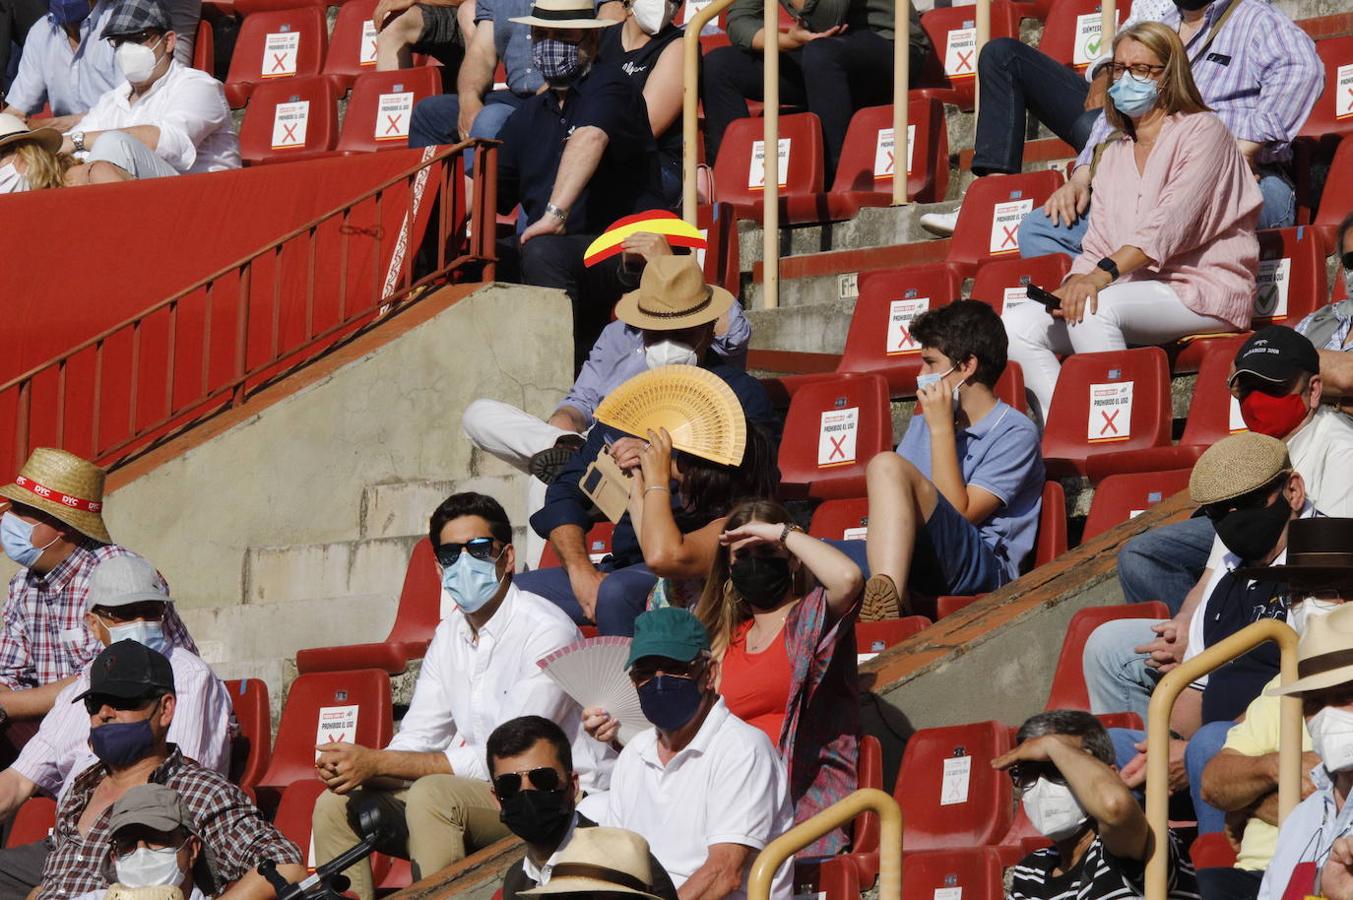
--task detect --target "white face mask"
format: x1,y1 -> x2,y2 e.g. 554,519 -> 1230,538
629,0 -> 672,35
1288,597 -> 1342,638
0,160 -> 27,194
915,365 -> 964,412
1308,706 -> 1353,772
1021,777 -> 1089,841
114,846 -> 184,888
115,36 -> 163,84
104,618 -> 169,654
644,339 -> 698,369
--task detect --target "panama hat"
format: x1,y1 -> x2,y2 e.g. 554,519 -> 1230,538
1235,517 -> 1353,588
0,448 -> 111,544
1189,432 -> 1290,506
1269,604 -> 1353,697
0,113 -> 60,155
613,257 -> 734,332
509,0 -> 620,28
594,365 -> 746,466
518,827 -> 664,899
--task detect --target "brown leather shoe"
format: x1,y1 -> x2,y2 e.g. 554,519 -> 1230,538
861,574 -> 901,621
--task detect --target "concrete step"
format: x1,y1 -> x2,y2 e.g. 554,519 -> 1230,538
360,472 -> 529,540
244,534 -> 422,607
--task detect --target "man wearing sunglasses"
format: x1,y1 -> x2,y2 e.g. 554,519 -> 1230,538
70,783 -> 205,900
1293,212 -> 1353,410
312,493 -> 611,900
996,710 -> 1198,899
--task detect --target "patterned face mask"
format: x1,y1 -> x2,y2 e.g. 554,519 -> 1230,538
532,37 -> 588,86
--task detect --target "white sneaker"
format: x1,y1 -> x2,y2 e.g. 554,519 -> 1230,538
919,208 -> 960,237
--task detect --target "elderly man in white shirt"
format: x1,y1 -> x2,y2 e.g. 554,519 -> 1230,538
60,0 -> 236,185
311,492 -> 612,900
0,554 -> 230,900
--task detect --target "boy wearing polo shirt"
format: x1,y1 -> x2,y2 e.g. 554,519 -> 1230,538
601,608 -> 794,900
860,300 -> 1045,619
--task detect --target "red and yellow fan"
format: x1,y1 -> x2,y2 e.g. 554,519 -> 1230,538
582,210 -> 707,268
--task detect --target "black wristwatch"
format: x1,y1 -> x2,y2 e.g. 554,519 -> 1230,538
1096,256 -> 1120,282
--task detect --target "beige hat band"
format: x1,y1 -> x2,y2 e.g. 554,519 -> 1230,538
549,863 -> 651,892
13,474 -> 104,513
1298,647 -> 1353,681
637,287 -> 713,320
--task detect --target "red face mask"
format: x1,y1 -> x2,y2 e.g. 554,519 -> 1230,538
1238,389 -> 1309,438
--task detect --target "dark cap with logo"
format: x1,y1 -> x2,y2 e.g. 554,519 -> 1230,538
71,640 -> 175,706
1229,326 -> 1320,388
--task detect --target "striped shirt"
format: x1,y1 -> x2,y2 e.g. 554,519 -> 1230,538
1008,831 -> 1200,900
1076,0 -> 1323,168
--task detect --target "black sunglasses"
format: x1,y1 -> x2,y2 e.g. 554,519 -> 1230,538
1201,474 -> 1288,522
435,537 -> 500,567
83,692 -> 158,715
1343,251 -> 1353,274
1009,761 -> 1067,792
492,766 -> 565,800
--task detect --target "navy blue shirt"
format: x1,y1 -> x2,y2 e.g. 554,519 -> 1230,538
530,364 -> 779,567
1200,572 -> 1287,725
496,61 -> 663,235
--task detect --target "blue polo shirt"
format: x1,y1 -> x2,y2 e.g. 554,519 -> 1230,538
496,61 -> 663,235
896,399 -> 1044,580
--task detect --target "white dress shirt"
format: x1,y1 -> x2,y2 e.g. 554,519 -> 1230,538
4,1 -> 119,116
11,643 -> 233,801
602,699 -> 794,900
388,582 -> 613,793
75,60 -> 240,174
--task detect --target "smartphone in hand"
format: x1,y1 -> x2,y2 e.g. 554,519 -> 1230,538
1024,283 -> 1063,311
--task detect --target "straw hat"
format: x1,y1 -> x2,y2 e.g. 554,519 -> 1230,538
1188,432 -> 1290,506
509,0 -> 620,28
0,113 -> 60,155
613,257 -> 734,333
1268,604 -> 1353,696
1235,517 -> 1353,588
518,827 -> 664,899
0,448 -> 111,543
594,365 -> 746,466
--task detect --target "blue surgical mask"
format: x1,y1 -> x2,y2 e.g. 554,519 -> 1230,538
105,619 -> 169,654
89,716 -> 157,768
441,552 -> 503,614
916,365 -> 964,412
636,674 -> 704,732
49,0 -> 91,26
1107,72 -> 1160,118
1,512 -> 57,568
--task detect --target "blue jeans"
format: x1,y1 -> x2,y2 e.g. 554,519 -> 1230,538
1109,722 -> 1230,834
409,89 -> 527,168
1117,516 -> 1217,614
1082,618 -> 1163,722
512,562 -> 657,636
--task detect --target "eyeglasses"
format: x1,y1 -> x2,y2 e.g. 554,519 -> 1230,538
492,766 -> 566,800
434,537 -> 501,567
628,660 -> 702,689
1108,62 -> 1166,79
111,835 -> 187,859
83,693 -> 157,715
108,30 -> 159,47
1008,762 -> 1067,793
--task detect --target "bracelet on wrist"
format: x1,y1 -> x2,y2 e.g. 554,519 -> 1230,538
644,485 -> 670,495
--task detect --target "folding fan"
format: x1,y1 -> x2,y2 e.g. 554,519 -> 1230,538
538,636 -> 649,745
593,365 -> 747,466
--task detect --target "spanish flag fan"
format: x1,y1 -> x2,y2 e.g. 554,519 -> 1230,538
582,211 -> 707,268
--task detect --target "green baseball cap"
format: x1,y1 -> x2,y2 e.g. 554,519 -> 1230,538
625,608 -> 711,669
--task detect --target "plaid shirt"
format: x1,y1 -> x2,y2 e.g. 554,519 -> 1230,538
41,746 -> 301,900
0,543 -> 197,690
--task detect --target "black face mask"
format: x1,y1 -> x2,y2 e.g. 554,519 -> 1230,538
1173,0 -> 1211,11
1214,492 -> 1292,563
498,788 -> 573,847
729,555 -> 793,610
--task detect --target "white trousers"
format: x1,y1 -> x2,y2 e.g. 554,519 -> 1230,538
1003,280 -> 1233,423
460,399 -> 574,568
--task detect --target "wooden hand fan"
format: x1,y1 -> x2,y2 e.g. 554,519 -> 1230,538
593,365 -> 747,466
538,636 -> 648,745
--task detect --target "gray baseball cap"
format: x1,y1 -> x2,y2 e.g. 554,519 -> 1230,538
87,556 -> 171,612
107,784 -> 194,837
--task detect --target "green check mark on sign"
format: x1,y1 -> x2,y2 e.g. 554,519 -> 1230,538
1085,35 -> 1102,55
1257,284 -> 1279,314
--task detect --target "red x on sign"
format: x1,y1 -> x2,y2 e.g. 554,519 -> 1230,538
368,38 -> 378,57
271,52 -> 289,72
883,149 -> 894,173
897,322 -> 912,346
1099,409 -> 1121,435
1001,224 -> 1019,249
281,122 -> 299,143
955,49 -> 973,72
828,434 -> 848,460
384,113 -> 404,135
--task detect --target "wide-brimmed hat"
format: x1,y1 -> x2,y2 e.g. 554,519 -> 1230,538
1236,517 -> 1353,587
594,365 -> 746,466
613,257 -> 734,332
0,448 -> 111,543
0,113 -> 60,155
519,827 -> 664,899
1189,433 -> 1290,506
1269,604 -> 1353,696
509,0 -> 619,28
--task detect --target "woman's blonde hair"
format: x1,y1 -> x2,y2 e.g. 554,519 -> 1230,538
1104,21 -> 1210,136
5,140 -> 73,191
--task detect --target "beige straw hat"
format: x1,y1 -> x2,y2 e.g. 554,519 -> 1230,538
1188,432 -> 1290,506
509,0 -> 620,28
594,365 -> 747,466
0,113 -> 60,155
1269,604 -> 1353,697
518,827 -> 664,899
613,257 -> 734,333
0,448 -> 111,543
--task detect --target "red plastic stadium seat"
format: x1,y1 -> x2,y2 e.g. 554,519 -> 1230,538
993,361 -> 1026,413
1038,0 -> 1116,70
1252,226 -> 1327,327
224,7 -> 328,108
944,171 -> 1065,276
857,617 -> 931,657
239,76 -> 338,164
895,721 -> 1014,851
778,374 -> 892,500
1082,470 -> 1192,542
711,113 -> 824,222
537,522 -> 617,569
271,779 -> 327,866
1315,136 -> 1353,251
1032,480 -> 1067,570
1043,602 -> 1170,711
192,17 -> 214,74
1299,36 -> 1353,140
5,797 -> 56,848
233,0 -> 325,14
936,594 -> 986,618
1191,831 -> 1239,870
1040,347 -> 1172,480
810,856 -> 861,900
322,0 -> 380,92
917,4 -> 1022,110
808,496 -> 870,541
697,202 -> 741,299
903,848 -> 1004,900
970,253 -> 1071,316
337,68 -> 442,153
225,677 -> 273,796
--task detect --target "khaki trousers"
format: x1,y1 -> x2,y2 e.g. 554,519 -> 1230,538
311,775 -> 509,900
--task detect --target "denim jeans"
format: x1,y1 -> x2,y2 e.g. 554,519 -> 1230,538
1109,721 -> 1229,833
1117,516 -> 1217,614
1082,618 -> 1164,722
513,562 -> 658,636
409,89 -> 527,172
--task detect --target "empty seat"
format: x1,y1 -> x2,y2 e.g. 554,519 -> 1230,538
1082,469 -> 1193,542
238,76 -> 339,164
337,68 -> 442,153
1252,226 -> 1327,327
1191,831 -> 1239,870
1043,601 -> 1170,711
778,374 -> 892,500
297,539 -> 443,674
895,720 -> 1014,851
5,796 -> 56,848
808,496 -> 870,541
857,617 -> 931,657
945,171 -> 1065,276
970,253 -> 1071,316
903,848 -> 1004,900
1031,480 -> 1067,570
225,7 -> 328,108
225,677 -> 273,796
936,594 -> 986,618
711,112 -> 824,221
1315,136 -> 1353,251
917,3 -> 1022,110
993,360 -> 1027,413
1299,36 -> 1353,141
1037,0 -> 1115,70
271,779 -> 327,867
537,522 -> 617,569
698,202 -> 741,299
322,0 -> 381,92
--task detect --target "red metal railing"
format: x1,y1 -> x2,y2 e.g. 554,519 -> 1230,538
1,139 -> 498,476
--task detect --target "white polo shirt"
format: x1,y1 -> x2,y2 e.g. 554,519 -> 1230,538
601,699 -> 794,900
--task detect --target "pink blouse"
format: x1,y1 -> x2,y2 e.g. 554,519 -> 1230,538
1070,111 -> 1263,330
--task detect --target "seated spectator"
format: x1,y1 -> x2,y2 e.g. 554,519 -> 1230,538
0,448 -> 196,764
489,716 -> 678,900
0,555 -> 229,900
600,608 -> 794,899
1198,518 -> 1348,900
460,252 -> 750,567
37,641 -> 304,899
371,0 -> 468,72
1294,212 -> 1353,405
1004,22 -> 1261,421
860,300 -> 1044,619
516,826 -> 673,900
1,0 -> 117,126
60,0 -> 237,184
0,0 -> 47,95
701,0 -> 931,181
997,709 -> 1199,899
0,113 -> 70,191
1018,0 -> 1319,260
71,784 -> 205,900
312,492 -> 612,900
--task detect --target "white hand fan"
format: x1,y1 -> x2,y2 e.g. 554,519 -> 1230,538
538,636 -> 648,745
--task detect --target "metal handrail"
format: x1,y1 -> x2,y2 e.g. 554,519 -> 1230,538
747,788 -> 902,900
681,0 -> 740,222
1144,619 -> 1302,899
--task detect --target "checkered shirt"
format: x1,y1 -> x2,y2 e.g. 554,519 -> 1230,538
40,746 -> 302,899
0,543 -> 198,690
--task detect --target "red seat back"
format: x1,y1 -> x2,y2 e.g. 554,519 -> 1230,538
238,76 -> 339,164
385,538 -> 444,646
895,721 -> 1013,851
712,113 -> 825,209
993,361 -> 1026,413
1299,37 -> 1353,140
1179,334 -> 1250,447
322,0 -> 381,85
1253,226 -> 1327,328
808,496 -> 870,541
272,779 -> 328,868
225,677 -> 273,796
830,98 -> 949,204
902,848 -> 1004,900
233,0 -> 326,15
697,202 -> 741,298
970,253 -> 1071,316
856,617 -> 930,656
1041,347 -> 1172,476
778,374 -> 892,500
918,4 -> 1021,106
1082,470 -> 1193,542
5,797 -> 56,848
1038,0 -> 1116,70
337,68 -> 443,153
837,265 -> 964,396
225,8 -> 328,102
1044,601 -> 1170,710
1032,480 -> 1067,570
1316,136 -> 1353,252
538,522 -> 617,569
1191,831 -> 1240,870
946,171 -> 1065,275
853,735 -> 883,854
